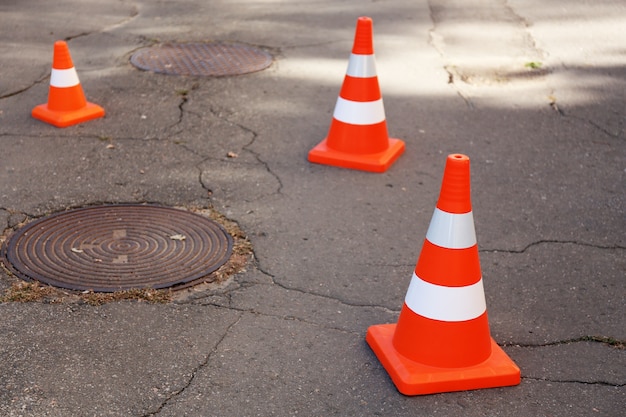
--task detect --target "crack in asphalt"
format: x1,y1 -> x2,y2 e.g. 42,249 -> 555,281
560,108 -> 624,139
63,5 -> 139,42
177,260 -> 399,329
480,239 -> 626,254
0,208 -> 29,232
170,93 -> 189,131
511,14 -> 624,140
188,238 -> 623,323
192,281 -> 401,320
0,7 -> 139,100
336,240 -> 623,269
548,88 -> 623,139
219,108 -> 285,196
193,298 -> 363,337
167,83 -> 202,136
142,312 -> 244,417
523,376 -> 625,388
503,335 -> 625,349
182,278 -> 626,362
247,258 -> 400,313
0,72 -> 50,100
179,102 -> 284,199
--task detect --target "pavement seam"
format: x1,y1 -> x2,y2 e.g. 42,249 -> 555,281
428,0 -> 550,109
426,1 -> 474,110
503,0 -> 544,53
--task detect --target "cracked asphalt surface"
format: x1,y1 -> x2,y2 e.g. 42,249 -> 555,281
1,0 -> 624,416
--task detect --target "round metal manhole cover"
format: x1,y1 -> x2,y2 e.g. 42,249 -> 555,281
130,42 -> 273,76
1,205 -> 233,292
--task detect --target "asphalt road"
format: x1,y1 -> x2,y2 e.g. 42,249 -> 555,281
1,1 -> 624,416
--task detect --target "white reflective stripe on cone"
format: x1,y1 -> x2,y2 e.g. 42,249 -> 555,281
426,208 -> 476,249
333,97 -> 386,125
404,272 -> 487,322
50,68 -> 80,88
346,54 -> 377,78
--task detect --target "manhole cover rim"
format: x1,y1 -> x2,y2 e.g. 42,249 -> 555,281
2,204 -> 234,292
130,41 -> 273,77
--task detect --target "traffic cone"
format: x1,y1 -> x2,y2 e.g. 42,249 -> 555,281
366,154 -> 520,395
32,41 -> 105,127
307,17 -> 404,173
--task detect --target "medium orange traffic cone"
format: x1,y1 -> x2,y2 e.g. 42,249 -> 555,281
32,41 -> 105,127
366,154 -> 520,395
307,17 -> 404,173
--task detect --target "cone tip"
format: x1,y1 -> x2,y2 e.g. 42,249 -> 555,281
436,153 -> 472,214
449,153 -> 469,163
352,16 -> 374,55
52,40 -> 74,70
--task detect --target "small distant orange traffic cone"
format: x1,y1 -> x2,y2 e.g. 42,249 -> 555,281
32,41 -> 105,127
366,154 -> 520,395
308,17 -> 404,173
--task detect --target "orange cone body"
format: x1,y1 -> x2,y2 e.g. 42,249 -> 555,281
32,41 -> 105,127
308,17 -> 404,173
366,154 -> 520,395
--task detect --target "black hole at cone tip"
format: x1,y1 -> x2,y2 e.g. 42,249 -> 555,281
1,204 -> 234,292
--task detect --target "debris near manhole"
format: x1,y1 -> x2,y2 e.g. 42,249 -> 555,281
0,280 -> 171,306
186,206 -> 253,287
81,288 -> 172,306
130,42 -> 273,77
0,281 -> 57,303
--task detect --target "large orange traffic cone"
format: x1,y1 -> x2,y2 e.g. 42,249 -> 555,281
366,154 -> 520,395
307,17 -> 404,173
32,41 -> 105,127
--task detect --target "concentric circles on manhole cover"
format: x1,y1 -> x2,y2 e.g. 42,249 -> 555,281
130,42 -> 273,76
1,205 -> 233,292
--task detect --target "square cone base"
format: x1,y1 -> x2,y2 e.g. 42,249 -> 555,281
32,102 -> 105,128
366,323 -> 521,396
308,137 -> 405,173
